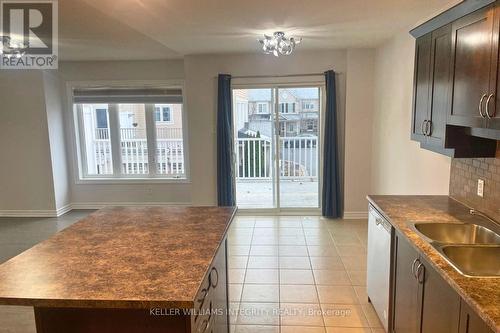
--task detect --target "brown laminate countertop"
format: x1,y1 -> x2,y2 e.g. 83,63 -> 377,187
0,206 -> 236,309
367,195 -> 500,333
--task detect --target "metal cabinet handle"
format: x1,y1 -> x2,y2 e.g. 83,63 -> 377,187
411,258 -> 420,278
485,93 -> 495,119
421,120 -> 428,135
426,120 -> 432,136
416,262 -> 425,284
479,94 -> 488,118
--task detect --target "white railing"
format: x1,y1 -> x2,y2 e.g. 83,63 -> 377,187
95,128 -> 182,140
156,139 -> 184,175
90,138 -> 184,176
235,137 -> 318,181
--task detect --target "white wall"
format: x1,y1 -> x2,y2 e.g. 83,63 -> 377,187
370,33 -> 451,195
57,60 -> 192,206
43,71 -> 71,211
0,71 -> 57,213
344,49 -> 375,215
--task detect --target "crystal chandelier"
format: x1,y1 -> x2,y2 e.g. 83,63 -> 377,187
258,31 -> 302,57
0,36 -> 29,58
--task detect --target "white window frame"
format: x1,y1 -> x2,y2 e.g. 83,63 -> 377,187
155,105 -> 174,124
68,80 -> 190,184
257,102 -> 268,114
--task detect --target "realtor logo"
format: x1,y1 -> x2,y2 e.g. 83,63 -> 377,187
0,0 -> 57,69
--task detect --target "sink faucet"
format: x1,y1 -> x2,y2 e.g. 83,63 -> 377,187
469,209 -> 500,227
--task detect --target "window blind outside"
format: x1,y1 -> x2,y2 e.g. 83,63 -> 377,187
73,88 -> 183,104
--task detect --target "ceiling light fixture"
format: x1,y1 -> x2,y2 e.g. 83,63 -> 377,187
258,31 -> 301,57
0,36 -> 29,59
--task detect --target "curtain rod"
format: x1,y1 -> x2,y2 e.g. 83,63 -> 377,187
229,73 -> 327,79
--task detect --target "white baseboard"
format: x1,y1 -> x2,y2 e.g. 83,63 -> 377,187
343,211 -> 368,219
70,202 -> 192,210
0,210 -> 59,217
0,202 -> 192,217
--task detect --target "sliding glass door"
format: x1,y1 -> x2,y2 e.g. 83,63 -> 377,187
233,86 -> 321,210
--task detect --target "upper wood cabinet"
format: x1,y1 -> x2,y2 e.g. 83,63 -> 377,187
449,4 -> 496,129
410,1 -> 500,156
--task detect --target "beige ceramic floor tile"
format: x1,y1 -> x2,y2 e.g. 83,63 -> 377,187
280,303 -> 324,326
280,269 -> 315,284
229,284 -> 243,302
250,245 -> 279,256
228,269 -> 246,284
280,285 -> 319,303
253,228 -> 279,236
347,270 -> 367,286
321,304 -> 369,327
252,236 -> 280,245
237,303 -> 280,325
245,269 -> 279,284
279,235 -> 307,245
341,255 -> 367,271
332,233 -> 362,246
247,256 -> 279,269
317,285 -> 359,304
353,286 -> 370,305
313,269 -> 351,286
361,304 -> 383,328
336,245 -> 367,257
326,328 -> 371,333
241,284 -> 279,302
307,245 -> 339,257
310,256 -> 344,270
234,325 -> 280,333
282,326 -> 326,333
228,256 -> 249,269
280,256 -> 312,269
228,233 -> 254,245
278,228 -> 305,236
228,245 -> 251,256
279,245 -> 308,256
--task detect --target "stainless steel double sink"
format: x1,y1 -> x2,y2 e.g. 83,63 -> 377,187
410,222 -> 500,277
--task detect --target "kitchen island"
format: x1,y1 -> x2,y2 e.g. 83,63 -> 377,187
0,206 -> 236,333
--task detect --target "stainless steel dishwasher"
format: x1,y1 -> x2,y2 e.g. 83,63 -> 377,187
367,205 -> 393,332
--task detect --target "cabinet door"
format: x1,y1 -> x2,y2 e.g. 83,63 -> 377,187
411,33 -> 432,142
450,5 -> 496,128
392,233 -> 421,333
459,300 -> 495,333
419,257 -> 460,333
491,3 -> 500,130
427,24 -> 452,147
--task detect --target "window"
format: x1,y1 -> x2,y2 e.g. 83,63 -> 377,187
73,87 -> 186,180
257,102 -> 268,113
288,123 -> 295,132
280,103 -> 296,113
302,101 -> 315,110
155,105 -> 172,123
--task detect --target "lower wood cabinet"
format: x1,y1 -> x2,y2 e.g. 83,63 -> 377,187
459,300 -> 495,333
392,232 -> 460,333
393,232 -> 421,333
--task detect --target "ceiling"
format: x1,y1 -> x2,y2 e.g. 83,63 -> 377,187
58,0 -> 458,61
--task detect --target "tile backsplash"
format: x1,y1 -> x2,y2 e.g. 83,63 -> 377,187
449,143 -> 500,222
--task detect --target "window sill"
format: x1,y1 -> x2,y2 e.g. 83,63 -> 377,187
75,178 -> 191,185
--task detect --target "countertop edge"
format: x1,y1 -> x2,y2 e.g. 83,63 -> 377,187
366,195 -> 500,333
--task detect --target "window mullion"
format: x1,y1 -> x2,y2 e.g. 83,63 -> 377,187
108,104 -> 122,177
145,104 -> 157,177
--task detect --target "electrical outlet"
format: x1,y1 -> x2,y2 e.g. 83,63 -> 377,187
477,179 -> 485,198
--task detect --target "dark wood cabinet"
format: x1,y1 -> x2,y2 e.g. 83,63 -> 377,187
392,233 -> 460,333
392,233 -> 421,333
449,4 -> 496,129
412,25 -> 452,151
410,1 -> 500,155
419,256 -> 460,333
412,33 -> 433,142
459,300 -> 495,333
